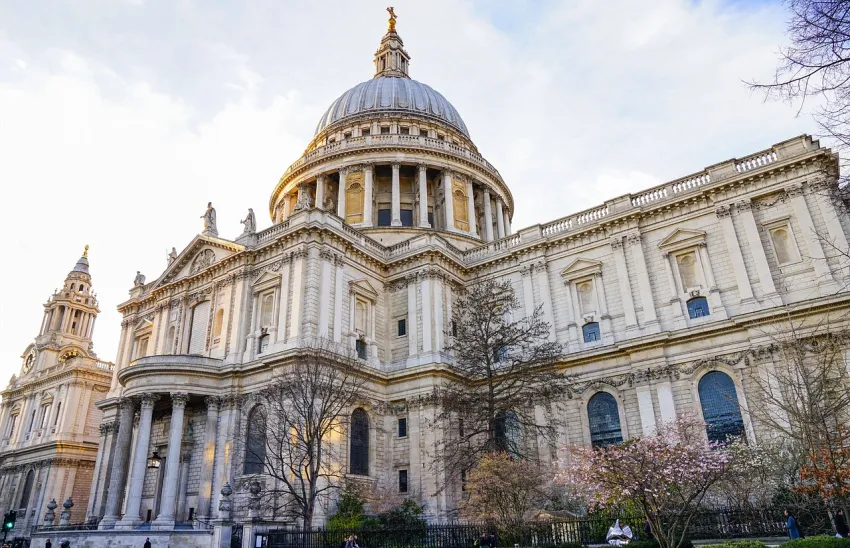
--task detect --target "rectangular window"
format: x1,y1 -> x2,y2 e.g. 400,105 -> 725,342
362,128 -> 370,136
260,293 -> 275,327
398,417 -> 407,438
380,126 -> 390,135
377,209 -> 392,226
8,415 -> 17,438
343,132 -> 352,139
400,127 -> 409,135
428,212 -> 434,227
398,469 -> 408,493
400,209 -> 414,226
356,339 -> 367,360
583,322 -> 601,343
397,318 -> 407,337
458,419 -> 464,438
54,403 -> 61,425
461,469 -> 467,491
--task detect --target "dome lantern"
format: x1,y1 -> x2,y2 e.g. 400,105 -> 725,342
374,7 -> 410,79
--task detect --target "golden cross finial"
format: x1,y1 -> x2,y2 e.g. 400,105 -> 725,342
83,244 -> 89,258
387,6 -> 397,32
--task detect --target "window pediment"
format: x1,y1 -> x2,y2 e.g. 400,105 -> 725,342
658,228 -> 706,253
350,279 -> 379,301
252,270 -> 281,292
560,258 -> 603,283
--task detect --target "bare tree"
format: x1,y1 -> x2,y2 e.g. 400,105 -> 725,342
433,278 -> 565,485
746,316 -> 850,515
236,339 -> 368,527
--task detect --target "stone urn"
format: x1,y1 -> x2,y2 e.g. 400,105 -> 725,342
43,498 -> 57,526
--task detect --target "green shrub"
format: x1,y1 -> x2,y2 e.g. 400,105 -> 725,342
785,536 -> 850,548
628,539 -> 693,548
701,542 -> 767,548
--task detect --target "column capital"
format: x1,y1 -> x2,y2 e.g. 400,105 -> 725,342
626,232 -> 642,246
137,393 -> 160,409
118,397 -> 136,412
786,183 -> 804,198
204,396 -> 222,411
610,236 -> 624,250
391,162 -> 401,170
735,199 -> 753,212
417,162 -> 428,172
339,166 -> 349,176
715,204 -> 732,218
170,392 -> 190,408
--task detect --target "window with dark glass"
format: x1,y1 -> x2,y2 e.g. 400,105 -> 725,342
356,338 -> 367,360
458,418 -> 464,438
400,209 -> 414,226
400,127 -> 409,135
378,209 -> 392,226
398,469 -> 408,493
258,334 -> 269,354
362,128 -> 370,136
698,371 -> 745,443
244,406 -> 267,474
397,318 -> 407,337
494,410 -> 519,453
350,408 -> 369,475
380,126 -> 390,135
492,346 -> 508,363
687,297 -> 710,319
461,469 -> 467,491
18,469 -> 34,510
588,392 -> 623,447
398,417 -> 407,438
428,212 -> 434,227
583,322 -> 601,343
451,320 -> 458,337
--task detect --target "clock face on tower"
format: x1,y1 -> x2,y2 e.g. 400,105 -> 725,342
22,350 -> 36,374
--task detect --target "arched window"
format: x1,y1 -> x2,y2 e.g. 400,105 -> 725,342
345,181 -> 364,224
698,371 -> 745,443
588,392 -> 623,448
350,408 -> 369,475
18,469 -> 34,510
583,322 -> 601,343
260,293 -> 274,328
244,406 -> 267,475
494,410 -> 520,454
687,297 -> 710,319
78,284 -> 84,291
578,281 -> 595,314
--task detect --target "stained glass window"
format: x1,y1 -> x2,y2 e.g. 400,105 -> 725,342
698,371 -> 745,443
588,392 -> 623,447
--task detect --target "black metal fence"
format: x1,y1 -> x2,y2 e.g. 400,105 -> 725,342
264,507 -> 834,548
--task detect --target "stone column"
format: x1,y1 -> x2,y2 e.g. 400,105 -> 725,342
86,419 -> 115,520
504,208 -> 512,236
363,164 -> 374,227
282,194 -> 291,219
99,402 -> 134,527
656,382 -> 677,423
735,200 -> 780,300
176,449 -> 191,521
635,386 -> 656,435
406,277 -> 419,359
810,177 -> 850,274
317,250 -> 333,338
716,205 -> 756,310
420,272 -> 432,353
433,276 -> 444,353
391,163 -> 402,226
336,168 -> 347,218
466,181 -> 477,237
611,236 -> 638,332
418,164 -> 430,228
495,199 -> 506,239
534,262 -> 556,341
274,257 -> 291,348
482,188 -> 494,242
662,253 -> 686,323
442,171 -> 455,231
315,175 -> 325,212
153,392 -> 189,528
521,266 -> 535,319
288,248 -> 307,341
332,255 -> 345,343
196,396 -> 220,520
698,243 -> 727,317
627,232 -> 659,328
787,183 -> 836,288
116,393 -> 158,529
212,397 -> 237,516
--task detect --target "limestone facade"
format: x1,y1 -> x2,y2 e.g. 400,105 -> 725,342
75,16 -> 850,541
0,249 -> 113,537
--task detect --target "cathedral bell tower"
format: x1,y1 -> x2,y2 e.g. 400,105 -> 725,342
30,246 -> 101,369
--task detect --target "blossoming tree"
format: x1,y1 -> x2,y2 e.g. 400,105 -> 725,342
557,416 -> 736,548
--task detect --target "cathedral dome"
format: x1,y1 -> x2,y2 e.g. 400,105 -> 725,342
314,77 -> 470,138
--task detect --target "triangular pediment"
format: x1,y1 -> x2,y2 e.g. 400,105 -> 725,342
657,228 -> 706,251
252,269 -> 281,287
152,235 -> 244,289
133,318 -> 154,332
350,279 -> 379,300
560,258 -> 603,282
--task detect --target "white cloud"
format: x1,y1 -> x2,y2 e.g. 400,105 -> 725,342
0,0 -> 820,384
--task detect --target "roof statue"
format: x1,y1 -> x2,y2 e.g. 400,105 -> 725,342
82,244 -> 89,258
201,202 -> 218,237
167,247 -> 178,265
387,6 -> 397,33
241,208 -> 256,235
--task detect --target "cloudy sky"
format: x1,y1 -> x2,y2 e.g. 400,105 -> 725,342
0,0 -> 819,382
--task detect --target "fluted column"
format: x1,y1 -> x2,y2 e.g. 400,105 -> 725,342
482,188 -> 494,242
495,199 -> 506,239
611,236 -> 638,333
417,164 -> 430,228
195,396 -> 220,520
391,163 -> 402,226
98,400 -> 135,528
504,209 -> 511,236
406,276 -> 419,360
315,175 -> 325,211
318,249 -> 333,337
152,392 -> 189,528
736,199 -> 780,300
363,164 -> 374,227
176,450 -> 191,520
337,168 -> 347,218
116,393 -> 159,529
787,183 -> 836,289
466,181 -> 477,236
442,170 -> 455,231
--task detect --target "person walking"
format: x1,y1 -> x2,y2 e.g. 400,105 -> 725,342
836,509 -> 849,538
45,540 -> 52,548
474,532 -> 488,548
785,509 -> 802,540
144,537 -> 152,548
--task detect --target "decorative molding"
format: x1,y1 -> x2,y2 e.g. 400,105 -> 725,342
190,249 -> 216,275
785,184 -> 804,198
170,392 -> 190,407
610,237 -> 624,250
715,204 -> 732,219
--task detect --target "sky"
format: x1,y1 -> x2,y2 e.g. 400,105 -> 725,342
0,0 -> 820,383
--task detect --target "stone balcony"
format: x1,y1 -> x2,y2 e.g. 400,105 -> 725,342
118,355 -> 226,395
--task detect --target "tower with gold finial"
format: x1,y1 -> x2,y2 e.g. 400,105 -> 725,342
374,6 -> 410,78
